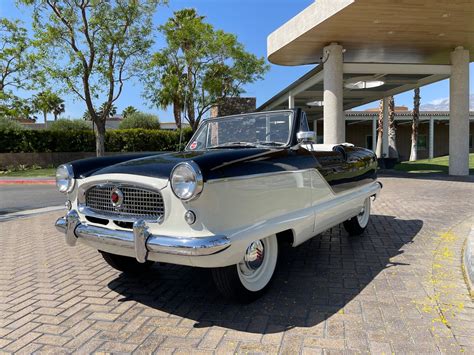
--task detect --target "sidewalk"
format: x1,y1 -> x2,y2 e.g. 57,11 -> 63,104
0,177 -> 55,185
0,176 -> 473,353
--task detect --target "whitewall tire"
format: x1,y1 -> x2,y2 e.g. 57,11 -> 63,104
343,197 -> 371,236
212,235 -> 278,303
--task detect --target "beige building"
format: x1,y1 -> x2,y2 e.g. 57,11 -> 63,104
260,0 -> 473,175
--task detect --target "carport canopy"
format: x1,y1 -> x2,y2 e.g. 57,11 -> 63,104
257,63 -> 451,119
261,0 -> 473,175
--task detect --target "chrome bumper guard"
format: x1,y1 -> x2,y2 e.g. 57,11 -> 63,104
55,210 -> 230,263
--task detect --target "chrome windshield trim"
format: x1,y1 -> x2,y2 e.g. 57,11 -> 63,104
185,110 -> 295,151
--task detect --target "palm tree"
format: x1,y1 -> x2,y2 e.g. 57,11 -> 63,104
375,99 -> 383,158
122,106 -> 138,118
53,101 -> 65,121
148,51 -> 186,129
32,90 -> 62,128
409,88 -> 420,161
99,102 -> 117,118
387,96 -> 398,160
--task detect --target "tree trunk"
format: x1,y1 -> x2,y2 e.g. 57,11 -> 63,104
173,100 -> 181,129
375,99 -> 383,158
387,96 -> 398,160
54,113 -> 58,121
94,119 -> 106,157
186,63 -> 197,131
409,88 -> 420,161
43,111 -> 48,129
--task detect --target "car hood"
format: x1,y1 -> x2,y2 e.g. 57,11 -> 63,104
90,148 -> 316,181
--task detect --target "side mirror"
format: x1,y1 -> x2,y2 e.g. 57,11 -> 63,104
297,131 -> 316,143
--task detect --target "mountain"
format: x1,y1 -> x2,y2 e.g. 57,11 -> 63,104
420,94 -> 474,111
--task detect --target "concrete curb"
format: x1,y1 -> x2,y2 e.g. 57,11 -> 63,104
462,227 -> 474,298
0,179 -> 55,185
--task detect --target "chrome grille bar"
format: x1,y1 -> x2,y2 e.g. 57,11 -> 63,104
85,184 -> 164,220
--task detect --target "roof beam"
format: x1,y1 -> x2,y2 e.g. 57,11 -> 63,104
343,63 -> 451,75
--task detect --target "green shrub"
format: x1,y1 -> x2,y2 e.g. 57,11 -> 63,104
118,112 -> 160,130
0,128 -> 195,153
0,117 -> 25,131
48,118 -> 91,131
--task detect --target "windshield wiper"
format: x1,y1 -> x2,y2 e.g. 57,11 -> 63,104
208,142 -> 258,149
257,141 -> 285,147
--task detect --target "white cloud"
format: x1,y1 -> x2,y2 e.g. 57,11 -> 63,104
420,94 -> 474,111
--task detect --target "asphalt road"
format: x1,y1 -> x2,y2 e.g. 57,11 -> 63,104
0,185 -> 65,215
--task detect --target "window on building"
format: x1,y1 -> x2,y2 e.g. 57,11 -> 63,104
366,135 -> 373,150
470,134 -> 472,149
417,134 -> 427,150
316,135 -> 323,144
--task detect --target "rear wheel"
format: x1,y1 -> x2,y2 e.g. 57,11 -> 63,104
100,251 -> 154,274
212,235 -> 278,303
343,197 -> 371,236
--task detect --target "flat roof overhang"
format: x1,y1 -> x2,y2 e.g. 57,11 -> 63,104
268,0 -> 474,66
257,63 -> 451,117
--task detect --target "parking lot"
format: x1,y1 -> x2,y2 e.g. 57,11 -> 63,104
0,174 -> 473,353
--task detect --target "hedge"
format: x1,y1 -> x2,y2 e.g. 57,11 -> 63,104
0,128 -> 194,153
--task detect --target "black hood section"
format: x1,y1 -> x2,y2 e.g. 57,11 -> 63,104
90,148 -> 318,181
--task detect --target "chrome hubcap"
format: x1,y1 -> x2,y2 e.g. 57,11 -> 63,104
240,240 -> 265,275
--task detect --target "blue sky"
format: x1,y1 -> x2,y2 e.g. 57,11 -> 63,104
1,0 -> 473,123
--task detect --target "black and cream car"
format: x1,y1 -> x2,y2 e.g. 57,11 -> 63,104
55,109 -> 381,302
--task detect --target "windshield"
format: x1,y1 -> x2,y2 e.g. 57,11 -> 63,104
185,111 -> 293,151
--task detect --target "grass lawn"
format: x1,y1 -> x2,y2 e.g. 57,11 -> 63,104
0,167 -> 56,178
394,153 -> 474,174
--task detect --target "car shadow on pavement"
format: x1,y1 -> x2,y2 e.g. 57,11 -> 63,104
107,214 -> 422,334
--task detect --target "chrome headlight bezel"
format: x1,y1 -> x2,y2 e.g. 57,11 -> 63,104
56,164 -> 75,193
170,161 -> 204,201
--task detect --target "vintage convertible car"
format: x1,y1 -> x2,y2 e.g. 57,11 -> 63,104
55,109 -> 381,302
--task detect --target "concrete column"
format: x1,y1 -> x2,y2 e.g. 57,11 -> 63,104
313,119 -> 318,135
449,46 -> 470,176
288,92 -> 295,109
323,43 -> 344,144
382,97 -> 389,157
429,117 -> 434,160
372,115 -> 377,153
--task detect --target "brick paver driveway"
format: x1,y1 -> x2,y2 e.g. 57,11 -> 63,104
1,175 -> 473,353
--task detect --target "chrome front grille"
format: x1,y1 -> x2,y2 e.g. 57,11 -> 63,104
85,184 -> 164,220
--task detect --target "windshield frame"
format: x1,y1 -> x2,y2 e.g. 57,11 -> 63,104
184,110 -> 296,151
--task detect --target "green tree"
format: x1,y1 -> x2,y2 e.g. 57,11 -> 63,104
49,118 -> 90,131
0,18 -> 40,117
0,116 -> 25,131
84,103 -> 117,125
0,97 -> 36,121
32,90 -> 63,128
119,112 -> 160,130
143,8 -> 269,131
122,106 -> 138,118
19,0 -> 165,156
0,18 -> 35,94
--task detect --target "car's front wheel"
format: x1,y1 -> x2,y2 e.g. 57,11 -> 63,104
212,235 -> 278,303
343,197 -> 371,236
100,251 -> 154,274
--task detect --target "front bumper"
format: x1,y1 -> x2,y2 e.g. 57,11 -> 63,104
55,210 -> 230,263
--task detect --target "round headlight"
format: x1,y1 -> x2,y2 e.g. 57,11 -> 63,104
170,162 -> 203,201
56,164 -> 74,193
